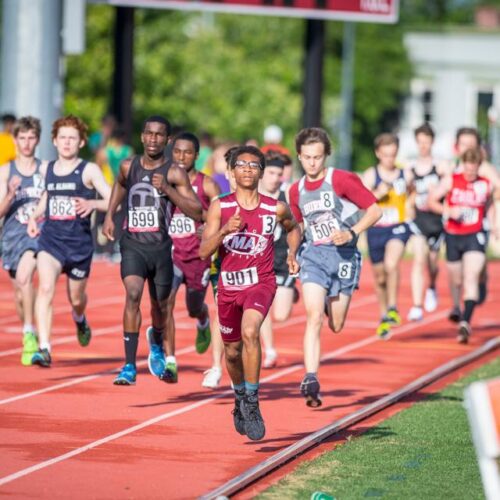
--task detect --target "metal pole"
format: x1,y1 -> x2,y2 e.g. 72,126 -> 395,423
1,0 -> 63,159
302,19 -> 325,129
112,6 -> 134,143
336,22 -> 356,171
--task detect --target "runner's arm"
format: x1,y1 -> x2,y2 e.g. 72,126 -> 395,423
78,162 -> 111,215
27,191 -> 47,238
102,159 -> 130,241
276,201 -> 301,275
0,164 -> 16,218
427,176 -> 452,216
202,175 -> 221,221
162,165 -> 202,221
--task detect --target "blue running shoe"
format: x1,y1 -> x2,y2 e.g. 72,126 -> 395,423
114,363 -> 137,385
32,348 -> 51,368
146,327 -> 165,376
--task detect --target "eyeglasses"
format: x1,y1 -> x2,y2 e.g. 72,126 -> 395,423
234,160 -> 262,170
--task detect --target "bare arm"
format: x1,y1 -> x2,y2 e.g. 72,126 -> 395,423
102,160 -> 130,241
361,167 -> 390,201
199,200 -> 242,259
427,176 -> 452,216
154,164 -> 202,222
202,175 -> 221,221
78,162 -> 112,216
276,201 -> 301,275
0,164 -> 17,218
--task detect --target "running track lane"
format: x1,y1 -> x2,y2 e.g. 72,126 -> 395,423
0,260 -> 499,498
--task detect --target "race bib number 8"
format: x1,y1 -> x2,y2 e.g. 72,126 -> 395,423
129,207 -> 159,232
16,202 -> 37,224
221,266 -> 258,289
169,215 -> 195,237
338,262 -> 353,279
49,196 -> 76,220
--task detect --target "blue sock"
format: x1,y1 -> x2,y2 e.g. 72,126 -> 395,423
245,381 -> 259,393
233,382 -> 245,394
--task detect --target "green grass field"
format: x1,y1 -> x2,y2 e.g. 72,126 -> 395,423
258,357 -> 500,500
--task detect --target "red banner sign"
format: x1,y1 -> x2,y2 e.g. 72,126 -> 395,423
105,0 -> 400,23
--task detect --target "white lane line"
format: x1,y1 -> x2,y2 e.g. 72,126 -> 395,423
0,345 -> 196,406
0,308 -> 454,486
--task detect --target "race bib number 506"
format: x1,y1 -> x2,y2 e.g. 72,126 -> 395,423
221,267 -> 258,289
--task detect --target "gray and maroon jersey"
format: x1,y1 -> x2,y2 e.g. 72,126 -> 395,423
124,155 -> 174,244
289,168 -> 376,249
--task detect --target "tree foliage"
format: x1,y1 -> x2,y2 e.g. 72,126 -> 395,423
64,1 -> 480,168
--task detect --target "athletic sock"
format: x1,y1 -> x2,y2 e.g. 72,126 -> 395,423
124,332 -> 139,366
72,310 -> 85,324
463,300 -> 476,323
23,324 -> 35,334
166,355 -> 176,365
306,372 -> 317,379
245,381 -> 259,393
152,327 -> 163,345
39,342 -> 51,352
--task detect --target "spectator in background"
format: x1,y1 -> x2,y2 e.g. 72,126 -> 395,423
206,141 -> 239,194
0,114 -> 17,165
195,131 -> 214,176
88,114 -> 117,155
261,124 -> 290,156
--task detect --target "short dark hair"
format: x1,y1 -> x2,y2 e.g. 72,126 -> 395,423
414,123 -> 435,139
295,127 -> 332,156
143,115 -> 171,136
456,127 -> 481,146
1,113 -> 16,124
13,116 -> 41,139
461,147 -> 483,165
228,145 -> 266,170
374,133 -> 399,150
172,132 -> 200,153
264,150 -> 287,169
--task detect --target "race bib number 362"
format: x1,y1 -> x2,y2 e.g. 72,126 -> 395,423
49,196 -> 76,220
128,208 -> 159,232
221,266 -> 258,289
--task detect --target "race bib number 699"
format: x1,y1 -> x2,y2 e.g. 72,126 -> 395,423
128,207 -> 159,232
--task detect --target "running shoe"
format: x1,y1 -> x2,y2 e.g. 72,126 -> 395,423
448,307 -> 461,323
407,306 -> 423,322
424,288 -> 438,312
457,321 -> 471,344
21,332 -> 38,366
195,323 -> 211,354
386,308 -> 401,326
31,348 -> 51,368
478,280 -> 488,306
146,327 -> 166,377
263,349 -> 277,369
300,374 -> 322,408
76,317 -> 91,347
159,362 -> 178,383
376,317 -> 392,340
201,367 -> 222,389
240,391 -> 266,441
232,389 -> 246,436
114,363 -> 137,385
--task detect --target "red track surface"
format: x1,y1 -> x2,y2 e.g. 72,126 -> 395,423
0,259 -> 499,499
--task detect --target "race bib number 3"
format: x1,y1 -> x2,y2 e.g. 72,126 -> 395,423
128,207 -> 159,232
49,196 -> 76,220
169,215 -> 196,237
221,266 -> 259,289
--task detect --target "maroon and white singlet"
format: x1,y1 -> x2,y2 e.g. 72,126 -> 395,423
217,193 -> 278,343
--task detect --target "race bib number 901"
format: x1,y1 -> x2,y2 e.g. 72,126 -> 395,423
221,266 -> 258,289
128,207 -> 159,232
169,215 -> 196,237
49,196 -> 76,220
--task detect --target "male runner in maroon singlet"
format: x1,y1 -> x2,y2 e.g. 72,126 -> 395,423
160,132 -> 221,384
200,145 -> 301,441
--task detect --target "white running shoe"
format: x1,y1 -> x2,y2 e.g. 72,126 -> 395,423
424,288 -> 438,312
202,367 -> 222,389
263,348 -> 277,369
407,306 -> 423,322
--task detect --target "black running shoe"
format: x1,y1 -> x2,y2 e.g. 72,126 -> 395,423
31,348 -> 52,368
240,391 -> 265,441
448,307 -> 461,323
232,390 -> 246,436
457,321 -> 471,344
477,281 -> 487,306
300,374 -> 322,408
76,317 -> 91,347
